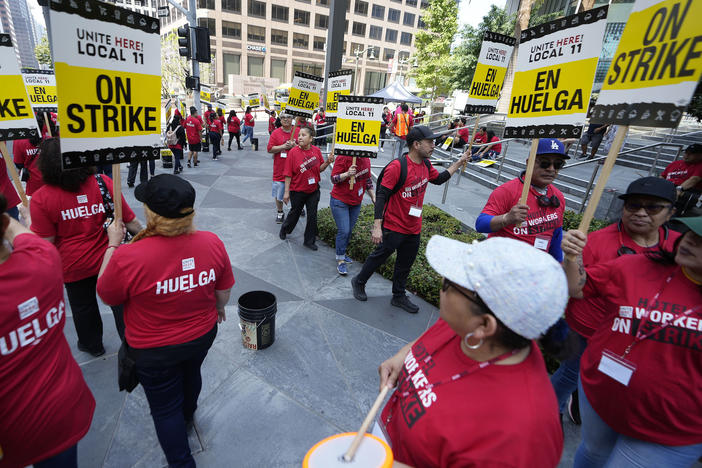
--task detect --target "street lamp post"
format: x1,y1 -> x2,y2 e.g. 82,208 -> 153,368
352,46 -> 376,94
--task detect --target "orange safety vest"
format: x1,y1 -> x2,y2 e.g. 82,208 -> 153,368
394,113 -> 409,137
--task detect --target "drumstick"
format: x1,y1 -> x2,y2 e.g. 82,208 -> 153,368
343,385 -> 391,462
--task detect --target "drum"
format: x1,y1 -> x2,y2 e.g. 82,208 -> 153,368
303,432 -> 392,468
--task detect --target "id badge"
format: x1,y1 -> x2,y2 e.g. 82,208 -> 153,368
357,187 -> 363,197
280,152 -> 287,158
534,236 -> 549,251
409,205 -> 422,217
308,177 -> 316,185
598,349 -> 636,386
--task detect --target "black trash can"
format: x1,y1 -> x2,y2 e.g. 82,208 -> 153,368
251,137 -> 259,151
238,291 -> 277,350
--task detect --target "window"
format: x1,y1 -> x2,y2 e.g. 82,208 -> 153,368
369,25 -> 382,40
271,28 -> 288,45
351,42 -> 364,55
293,33 -> 309,49
400,32 -> 412,45
198,0 -> 214,8
364,70 -> 386,95
406,0 -> 417,6
391,0 -> 401,3
398,51 -> 410,61
315,14 -> 328,29
417,16 -> 426,29
313,36 -> 325,51
352,22 -> 366,36
222,21 -> 241,39
248,56 -> 264,77
354,0 -> 368,15
248,0 -> 266,18
247,25 -> 265,43
271,5 -> 289,21
222,0 -> 241,13
271,58 -> 286,81
223,53 -> 241,77
197,17 -> 216,33
403,12 -> 415,26
367,45 -> 379,58
371,4 -> 384,18
317,0 -> 329,6
293,61 -> 323,77
385,29 -> 397,42
420,0 -> 428,7
294,9 -> 310,25
384,48 -> 395,61
388,8 -> 400,22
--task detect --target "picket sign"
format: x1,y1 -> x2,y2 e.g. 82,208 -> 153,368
0,143 -> 28,206
43,113 -> 53,137
519,139 -> 540,205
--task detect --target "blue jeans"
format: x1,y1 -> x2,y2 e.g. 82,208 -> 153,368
172,148 -> 183,172
34,444 -> 77,468
550,332 -> 587,413
241,125 -> 254,143
574,379 -> 702,468
330,196 -> 362,260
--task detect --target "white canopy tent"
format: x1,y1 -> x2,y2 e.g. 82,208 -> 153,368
369,81 -> 422,104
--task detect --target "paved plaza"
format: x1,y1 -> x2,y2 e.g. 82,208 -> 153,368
67,131 -> 592,467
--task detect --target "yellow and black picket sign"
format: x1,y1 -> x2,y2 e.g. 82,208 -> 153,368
325,69 -> 353,120
22,69 -> 58,113
334,95 -> 384,159
248,93 -> 261,108
286,71 -> 323,118
200,85 -> 212,104
464,31 -> 515,115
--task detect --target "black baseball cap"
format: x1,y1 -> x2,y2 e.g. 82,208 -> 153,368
135,174 -> 196,218
407,125 -> 439,147
618,176 -> 677,203
685,144 -> 702,153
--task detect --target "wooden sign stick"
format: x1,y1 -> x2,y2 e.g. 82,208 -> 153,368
343,385 -> 391,462
565,125 -> 628,261
112,164 -> 122,221
519,139 -> 540,205
458,116 -> 481,175
0,141 -> 28,206
43,112 -> 53,137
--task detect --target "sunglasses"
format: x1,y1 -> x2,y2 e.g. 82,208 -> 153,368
623,201 -> 671,215
536,159 -> 566,170
537,195 -> 561,208
441,278 -> 486,309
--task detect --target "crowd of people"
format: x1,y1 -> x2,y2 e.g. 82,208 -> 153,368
1,98 -> 701,468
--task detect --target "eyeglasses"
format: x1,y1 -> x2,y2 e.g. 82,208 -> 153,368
537,195 -> 561,208
623,201 -> 671,215
441,278 -> 486,309
536,159 -> 566,170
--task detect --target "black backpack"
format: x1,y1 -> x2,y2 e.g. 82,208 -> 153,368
376,155 -> 432,196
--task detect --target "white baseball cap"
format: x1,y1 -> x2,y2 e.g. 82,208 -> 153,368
426,236 -> 568,339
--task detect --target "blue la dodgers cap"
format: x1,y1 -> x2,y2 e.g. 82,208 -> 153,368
536,138 -> 569,159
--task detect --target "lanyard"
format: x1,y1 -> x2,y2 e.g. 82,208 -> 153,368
622,268 -> 701,358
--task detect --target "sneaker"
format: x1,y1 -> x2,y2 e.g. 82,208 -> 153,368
127,183 -> 134,188
351,275 -> 367,301
213,155 -> 218,160
301,208 -> 306,217
380,148 -> 384,152
567,391 -> 581,425
187,161 -> 191,168
303,242 -> 318,251
194,161 -> 199,166
337,261 -> 348,275
77,341 -> 106,357
279,226 -> 287,240
276,212 -> 284,224
343,255 -> 353,264
391,295 -> 419,314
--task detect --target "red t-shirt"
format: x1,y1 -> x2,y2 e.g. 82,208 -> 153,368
208,119 -> 223,134
13,139 -> 45,196
330,156 -> 372,206
0,234 -> 95,467
97,231 -> 235,349
283,145 -> 324,193
457,127 -> 470,143
482,177 -> 565,253
244,113 -> 255,127
487,135 -> 502,154
380,319 -> 563,467
219,115 -> 226,129
30,176 -> 136,283
228,116 -> 241,133
268,127 -> 300,182
184,116 -> 203,144
580,255 -> 702,446
381,157 -> 440,235
269,116 -> 276,133
0,165 -> 21,210
473,132 -> 488,144
314,113 -> 326,126
660,160 -> 702,191
566,223 -> 681,338
391,113 -> 414,139
203,110 -> 214,125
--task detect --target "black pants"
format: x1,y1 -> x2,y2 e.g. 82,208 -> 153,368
127,160 -> 155,185
172,148 -> 183,172
281,189 -> 320,245
65,275 -> 125,350
228,131 -> 241,150
356,228 -> 421,297
209,131 -> 221,156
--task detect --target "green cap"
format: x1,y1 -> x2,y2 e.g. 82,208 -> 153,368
674,216 -> 702,236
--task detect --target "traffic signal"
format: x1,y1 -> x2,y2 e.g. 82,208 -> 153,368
194,26 -> 211,63
177,25 -> 190,59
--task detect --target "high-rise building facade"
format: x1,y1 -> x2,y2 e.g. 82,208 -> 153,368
160,0 -> 427,95
3,0 -> 38,68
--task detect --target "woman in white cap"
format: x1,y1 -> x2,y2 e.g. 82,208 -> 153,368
562,217 -> 702,467
378,236 -> 567,468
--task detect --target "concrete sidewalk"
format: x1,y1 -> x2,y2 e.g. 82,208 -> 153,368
67,131 -> 588,468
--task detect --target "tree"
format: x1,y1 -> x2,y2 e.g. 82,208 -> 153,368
687,81 -> 702,122
413,0 -> 459,99
35,36 -> 52,68
449,5 -> 515,91
161,33 -> 215,99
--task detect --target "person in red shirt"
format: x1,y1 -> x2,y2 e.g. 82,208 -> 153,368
562,216 -> 702,467
476,138 -> 568,261
30,138 -> 143,356
241,107 -> 255,146
268,109 -> 277,135
661,144 -> 702,216
390,103 -> 414,159
378,236 -> 566,468
203,104 -> 214,153
13,134 -> 44,196
330,155 -> 376,275
184,106 -> 203,168
0,161 -> 21,220
279,126 -> 333,249
97,174 -> 234,468
472,130 -> 502,161
380,106 -> 391,151
552,177 -> 680,426
313,107 -> 327,145
351,126 -> 470,313
207,112 -> 223,160
227,110 -> 242,151
0,194 -> 96,468
217,108 -> 226,154
167,114 -> 186,174
470,126 -> 488,156
267,112 -> 300,223
455,118 -> 470,147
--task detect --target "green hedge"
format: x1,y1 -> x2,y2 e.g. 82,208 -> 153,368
318,204 -> 611,308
